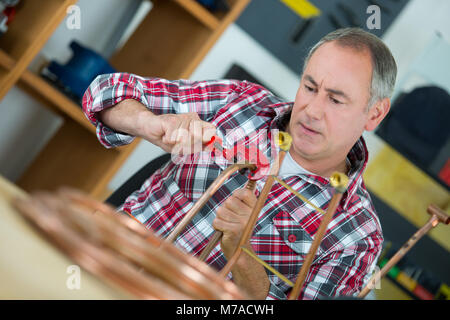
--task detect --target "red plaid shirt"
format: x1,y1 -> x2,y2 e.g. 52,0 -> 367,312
83,73 -> 383,300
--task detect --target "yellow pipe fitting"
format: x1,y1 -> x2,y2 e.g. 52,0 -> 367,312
276,131 -> 292,151
330,172 -> 349,193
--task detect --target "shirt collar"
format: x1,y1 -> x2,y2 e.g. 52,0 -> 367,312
216,102 -> 369,209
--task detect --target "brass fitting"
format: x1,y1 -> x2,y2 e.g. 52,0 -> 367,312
330,172 -> 349,193
276,131 -> 292,151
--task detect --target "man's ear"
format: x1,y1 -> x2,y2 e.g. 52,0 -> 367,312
364,97 -> 390,131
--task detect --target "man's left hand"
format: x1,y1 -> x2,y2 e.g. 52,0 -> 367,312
212,184 -> 270,299
212,185 -> 257,259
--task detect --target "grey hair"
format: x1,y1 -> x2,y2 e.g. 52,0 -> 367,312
302,28 -> 397,109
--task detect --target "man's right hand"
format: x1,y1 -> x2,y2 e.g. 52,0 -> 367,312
99,99 -> 217,155
142,112 -> 217,155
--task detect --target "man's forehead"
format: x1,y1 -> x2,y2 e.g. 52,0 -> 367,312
303,42 -> 373,97
303,74 -> 352,102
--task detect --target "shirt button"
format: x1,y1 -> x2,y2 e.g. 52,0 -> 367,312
288,234 -> 296,242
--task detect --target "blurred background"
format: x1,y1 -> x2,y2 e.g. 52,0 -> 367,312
0,0 -> 448,300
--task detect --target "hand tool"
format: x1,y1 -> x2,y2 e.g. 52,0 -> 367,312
165,135 -> 270,245
205,135 -> 271,180
281,0 -> 321,19
328,13 -> 344,29
289,172 -> 349,300
358,204 -> 450,298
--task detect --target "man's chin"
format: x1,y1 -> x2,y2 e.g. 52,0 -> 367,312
290,141 -> 323,161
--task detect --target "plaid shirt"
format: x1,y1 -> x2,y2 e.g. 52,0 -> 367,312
83,73 -> 383,300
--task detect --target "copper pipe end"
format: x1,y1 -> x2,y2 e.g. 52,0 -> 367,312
426,204 -> 450,225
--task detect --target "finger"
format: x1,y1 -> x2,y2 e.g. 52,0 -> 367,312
171,131 -> 189,156
176,117 -> 191,143
212,214 -> 241,234
202,123 -> 217,144
171,118 -> 192,155
189,120 -> 204,154
216,206 -> 244,224
161,116 -> 179,144
190,120 -> 203,143
233,188 -> 257,208
162,133 -> 174,146
223,196 -> 252,217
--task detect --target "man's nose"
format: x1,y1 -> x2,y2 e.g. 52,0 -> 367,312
304,94 -> 324,120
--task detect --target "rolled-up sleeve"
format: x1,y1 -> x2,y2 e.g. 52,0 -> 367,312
82,72 -> 247,148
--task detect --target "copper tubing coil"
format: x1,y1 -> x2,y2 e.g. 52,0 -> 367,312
13,189 -> 246,300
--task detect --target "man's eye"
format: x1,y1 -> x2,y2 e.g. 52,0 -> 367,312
330,97 -> 342,104
305,85 -> 314,92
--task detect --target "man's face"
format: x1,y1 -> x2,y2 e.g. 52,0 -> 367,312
289,41 -> 377,163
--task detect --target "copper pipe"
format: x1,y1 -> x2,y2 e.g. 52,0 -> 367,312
358,204 -> 449,298
289,172 -> 349,300
165,163 -> 256,243
60,187 -> 246,298
219,146 -> 289,277
14,189 -> 247,300
14,193 -> 187,299
198,180 -> 257,261
63,188 -> 246,299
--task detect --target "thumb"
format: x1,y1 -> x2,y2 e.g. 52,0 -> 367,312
202,124 -> 217,144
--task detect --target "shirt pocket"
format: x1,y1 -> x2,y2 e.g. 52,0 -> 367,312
271,210 -> 317,278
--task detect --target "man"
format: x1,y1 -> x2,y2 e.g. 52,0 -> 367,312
82,28 -> 396,299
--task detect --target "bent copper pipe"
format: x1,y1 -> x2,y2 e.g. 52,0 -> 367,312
289,172 -> 349,300
358,204 -> 450,298
219,131 -> 292,277
198,180 -> 257,261
165,163 -> 257,243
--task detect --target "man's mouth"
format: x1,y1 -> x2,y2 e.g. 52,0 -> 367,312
299,122 -> 320,136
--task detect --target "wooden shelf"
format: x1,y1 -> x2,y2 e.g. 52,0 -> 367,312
0,47 -> 139,199
0,49 -> 95,135
19,73 -> 96,135
110,0 -> 250,79
0,49 -> 14,69
18,120 -> 140,200
174,0 -> 220,30
0,0 -> 77,100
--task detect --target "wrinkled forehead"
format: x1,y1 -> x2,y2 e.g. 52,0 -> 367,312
303,41 -> 373,101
